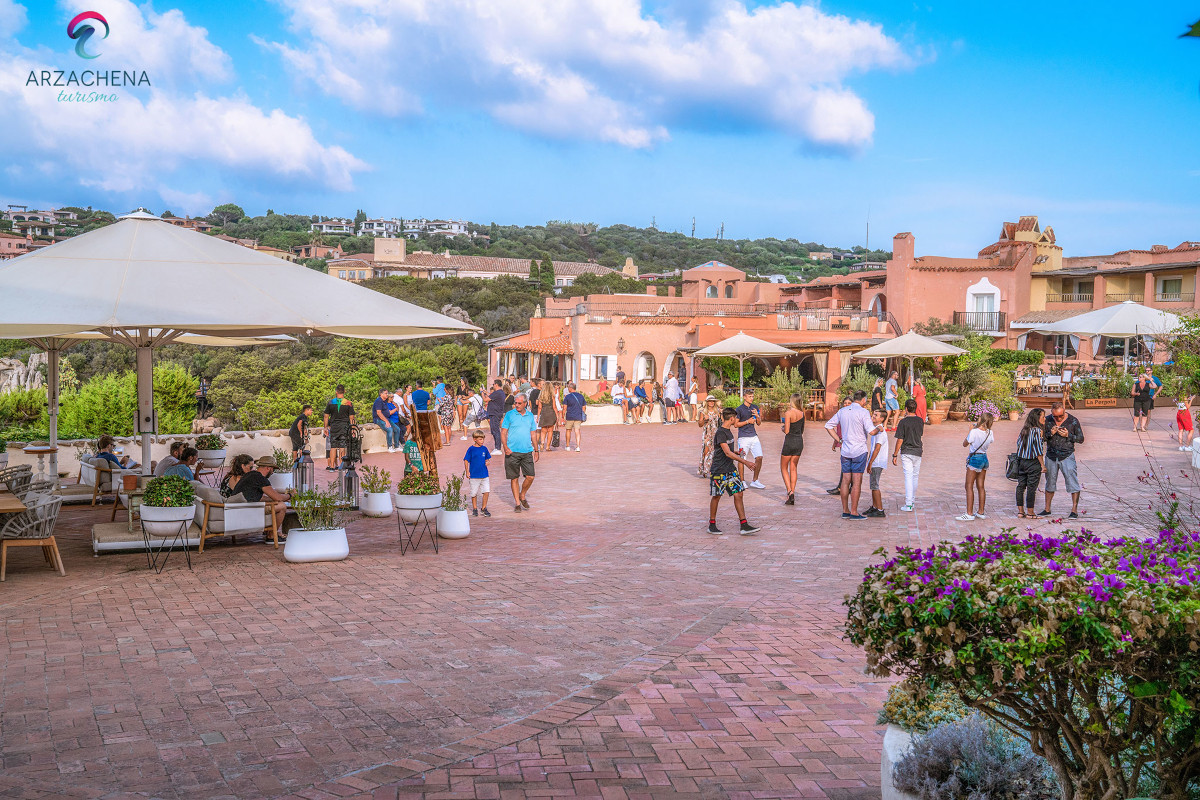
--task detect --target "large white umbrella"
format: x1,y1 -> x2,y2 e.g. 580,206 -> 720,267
0,212 -> 480,473
852,330 -> 966,391
693,331 -> 794,395
1032,301 -> 1182,365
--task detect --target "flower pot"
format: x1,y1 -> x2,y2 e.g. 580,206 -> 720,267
269,472 -> 294,492
947,411 -> 966,421
361,491 -> 393,518
881,724 -> 919,800
926,409 -> 947,425
283,527 -> 349,563
197,448 -> 226,466
1007,410 -> 1020,421
393,492 -> 443,523
140,503 -> 195,537
437,508 -> 471,539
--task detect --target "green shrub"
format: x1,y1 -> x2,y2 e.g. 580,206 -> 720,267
441,474 -> 466,511
271,446 -> 295,471
142,475 -> 195,508
395,472 -> 440,495
291,486 -> 349,531
838,364 -> 881,401
1070,361 -> 1134,400
195,433 -> 226,451
757,367 -> 819,410
987,349 -> 1045,369
360,464 -> 391,494
878,683 -> 970,734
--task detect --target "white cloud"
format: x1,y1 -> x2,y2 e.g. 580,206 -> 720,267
263,0 -> 909,151
0,1 -> 366,200
0,0 -> 27,37
158,186 -> 211,215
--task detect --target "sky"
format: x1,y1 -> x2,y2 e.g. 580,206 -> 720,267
1,0 -> 1198,257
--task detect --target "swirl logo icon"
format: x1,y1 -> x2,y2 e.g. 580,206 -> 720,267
67,11 -> 109,59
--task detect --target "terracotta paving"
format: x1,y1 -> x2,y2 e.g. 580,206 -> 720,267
0,408 -> 1187,799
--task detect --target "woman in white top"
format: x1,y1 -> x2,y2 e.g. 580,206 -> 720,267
956,412 -> 996,521
612,382 -> 629,424
687,378 -> 699,422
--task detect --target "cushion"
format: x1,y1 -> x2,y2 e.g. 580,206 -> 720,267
193,483 -> 224,504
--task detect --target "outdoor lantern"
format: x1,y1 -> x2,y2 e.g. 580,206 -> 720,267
293,449 -> 315,493
617,337 -> 625,352
339,455 -> 360,510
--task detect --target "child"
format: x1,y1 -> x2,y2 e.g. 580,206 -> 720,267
864,409 -> 889,518
463,430 -> 492,517
1177,395 -> 1195,451
708,408 -> 762,536
402,430 -> 424,475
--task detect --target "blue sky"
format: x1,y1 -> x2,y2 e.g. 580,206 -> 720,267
1,0 -> 1198,257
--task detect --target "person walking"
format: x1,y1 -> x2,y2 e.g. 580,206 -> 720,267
323,385 -> 355,471
456,377 -> 471,434
436,388 -> 456,446
562,382 -> 586,451
1177,394 -> 1195,451
870,377 -> 884,416
825,396 -> 855,495
501,393 -> 538,512
686,376 -> 698,422
665,371 -> 682,423
779,392 -> 805,506
463,430 -> 492,517
698,396 -> 721,478
891,399 -> 924,512
1015,408 -> 1046,519
374,389 -> 402,453
956,412 -> 995,521
734,388 -> 766,489
823,391 -> 878,520
863,409 -> 889,518
912,376 -> 928,422
707,407 -> 761,536
1132,372 -> 1154,432
486,379 -> 506,455
537,380 -> 558,452
1040,401 -> 1084,519
884,370 -> 900,430
528,380 -> 543,449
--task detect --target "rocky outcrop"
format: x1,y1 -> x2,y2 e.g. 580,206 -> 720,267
0,353 -> 46,393
440,304 -> 473,325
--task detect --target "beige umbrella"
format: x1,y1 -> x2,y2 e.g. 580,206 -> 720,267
693,331 -> 794,395
852,330 -> 966,392
0,212 -> 481,472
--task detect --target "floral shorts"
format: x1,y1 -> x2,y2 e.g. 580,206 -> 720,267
709,472 -> 745,497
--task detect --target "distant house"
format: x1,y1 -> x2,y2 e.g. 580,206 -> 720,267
164,216 -> 213,233
766,274 -> 789,283
401,218 -> 472,239
808,251 -> 833,261
848,261 -> 885,272
0,231 -> 29,260
310,219 -> 355,235
292,243 -> 343,260
358,218 -> 401,238
253,245 -> 300,263
327,239 -> 618,283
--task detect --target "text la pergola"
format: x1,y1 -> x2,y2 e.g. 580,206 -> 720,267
26,69 -> 150,88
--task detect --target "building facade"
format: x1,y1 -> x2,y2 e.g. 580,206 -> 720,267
327,239 -> 618,283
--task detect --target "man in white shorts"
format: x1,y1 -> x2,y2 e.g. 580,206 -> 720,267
734,388 -> 765,488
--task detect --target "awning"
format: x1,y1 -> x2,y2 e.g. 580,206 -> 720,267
496,333 -> 573,355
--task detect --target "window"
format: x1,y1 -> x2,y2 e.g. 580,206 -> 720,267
338,270 -> 346,278
358,270 -> 366,279
1103,337 -> 1126,358
705,285 -> 717,298
724,285 -> 734,298
1160,277 -> 1183,298
594,355 -> 609,379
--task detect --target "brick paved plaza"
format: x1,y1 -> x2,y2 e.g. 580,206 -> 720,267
0,409 -> 1188,800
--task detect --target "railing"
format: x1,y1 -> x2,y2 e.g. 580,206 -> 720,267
776,308 -> 879,332
546,301 -> 874,319
952,311 -> 1007,333
585,314 -> 612,323
1105,293 -> 1144,303
1156,292 -> 1196,303
802,299 -> 860,310
1046,293 -> 1093,304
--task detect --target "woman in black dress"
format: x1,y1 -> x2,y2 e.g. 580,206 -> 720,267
780,392 -> 806,505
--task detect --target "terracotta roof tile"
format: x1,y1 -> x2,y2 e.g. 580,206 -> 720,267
1017,216 -> 1040,232
912,256 -> 1015,272
1011,309 -> 1088,325
399,253 -> 615,277
619,316 -> 692,325
496,333 -> 573,355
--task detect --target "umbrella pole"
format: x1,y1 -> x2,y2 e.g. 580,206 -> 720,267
739,356 -> 745,397
47,344 -> 60,481
135,343 -> 155,476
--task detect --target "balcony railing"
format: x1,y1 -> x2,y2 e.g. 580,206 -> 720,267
1105,293 -> 1144,303
1046,293 -> 1093,304
1156,292 -> 1196,303
952,311 -> 1007,333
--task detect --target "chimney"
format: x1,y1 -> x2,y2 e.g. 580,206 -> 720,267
667,286 -> 676,297
624,257 -> 637,278
892,232 -> 914,263
646,285 -> 655,295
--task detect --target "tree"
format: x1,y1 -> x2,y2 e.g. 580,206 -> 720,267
528,259 -> 540,283
302,258 -> 327,273
539,258 -> 556,290
354,209 -> 367,231
161,210 -> 176,218
208,203 -> 245,226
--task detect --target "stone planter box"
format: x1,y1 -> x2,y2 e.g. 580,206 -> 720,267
881,724 -> 919,800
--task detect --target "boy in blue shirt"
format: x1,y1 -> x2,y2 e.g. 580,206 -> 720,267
463,429 -> 492,517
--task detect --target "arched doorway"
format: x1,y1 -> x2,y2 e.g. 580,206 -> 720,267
868,293 -> 886,318
664,351 -> 688,384
634,352 -> 656,381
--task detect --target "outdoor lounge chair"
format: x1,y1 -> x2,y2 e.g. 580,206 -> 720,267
191,482 -> 281,552
78,456 -> 137,506
0,495 -> 65,581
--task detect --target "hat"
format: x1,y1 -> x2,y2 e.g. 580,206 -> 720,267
255,455 -> 278,468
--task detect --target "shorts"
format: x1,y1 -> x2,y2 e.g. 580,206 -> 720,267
840,453 -> 869,474
710,472 -> 745,497
504,451 -> 536,480
469,477 -> 490,497
613,398 -> 625,406
564,419 -> 582,430
1045,454 -> 1080,494
885,398 -> 900,411
289,433 -> 303,451
1178,411 -> 1193,432
966,453 -> 989,472
329,426 -> 350,448
868,466 -> 884,491
737,435 -> 763,459
1133,400 -> 1152,417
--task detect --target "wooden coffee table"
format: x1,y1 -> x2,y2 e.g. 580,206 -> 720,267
0,491 -> 26,514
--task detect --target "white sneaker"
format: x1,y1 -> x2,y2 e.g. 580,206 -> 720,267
575,447 -> 580,452
565,446 -> 573,451
387,446 -> 395,453
491,449 -> 501,455
975,513 -> 987,520
461,436 -> 468,441
955,513 -> 975,521
749,480 -> 766,489
901,504 -> 914,512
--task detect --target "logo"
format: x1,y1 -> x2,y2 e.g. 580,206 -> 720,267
67,11 -> 109,59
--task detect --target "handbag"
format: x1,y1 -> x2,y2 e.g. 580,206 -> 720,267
551,430 -> 560,448
1005,453 -> 1021,482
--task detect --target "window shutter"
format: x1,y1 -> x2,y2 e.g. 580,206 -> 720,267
606,358 -> 617,381
579,354 -> 591,380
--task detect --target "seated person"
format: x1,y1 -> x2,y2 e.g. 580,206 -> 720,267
162,447 -> 198,480
154,441 -> 185,477
220,453 -> 255,498
403,432 -> 424,475
95,435 -> 140,470
232,455 -> 292,539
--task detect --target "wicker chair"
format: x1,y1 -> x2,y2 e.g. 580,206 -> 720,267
0,495 -> 65,581
0,464 -> 33,497
14,479 -> 57,502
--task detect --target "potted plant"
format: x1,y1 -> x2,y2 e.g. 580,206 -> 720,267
997,396 -> 1024,421
393,472 -> 442,523
437,474 -> 470,539
195,433 -> 227,466
269,447 -> 295,491
284,486 -> 349,563
359,464 -> 393,518
966,399 -> 1000,422
140,474 -> 196,537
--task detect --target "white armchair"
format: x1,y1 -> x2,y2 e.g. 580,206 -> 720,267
191,482 -> 280,552
78,456 -> 138,506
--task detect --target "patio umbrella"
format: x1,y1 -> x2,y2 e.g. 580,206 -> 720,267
693,332 -> 794,395
0,212 -> 480,473
1032,301 -> 1182,365
852,330 -> 966,391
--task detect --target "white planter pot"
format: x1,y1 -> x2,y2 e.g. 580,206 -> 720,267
437,508 -> 471,539
392,492 -> 443,523
197,448 -> 227,465
361,491 -> 393,518
283,528 -> 349,563
881,724 -> 919,800
269,472 -> 294,492
140,504 -> 196,537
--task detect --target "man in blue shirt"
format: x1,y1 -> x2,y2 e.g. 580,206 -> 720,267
463,430 -> 492,517
432,380 -> 447,401
501,393 -> 538,512
162,447 -> 199,480
373,389 -> 401,453
411,381 -> 431,412
734,389 -> 765,489
486,379 -> 507,455
562,381 -> 586,452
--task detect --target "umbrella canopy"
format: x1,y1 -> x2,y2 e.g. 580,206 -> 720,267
694,332 -> 794,395
1032,301 -> 1183,338
0,212 -> 480,472
852,330 -> 966,359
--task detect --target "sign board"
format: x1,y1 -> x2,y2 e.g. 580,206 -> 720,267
1084,398 -> 1119,408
